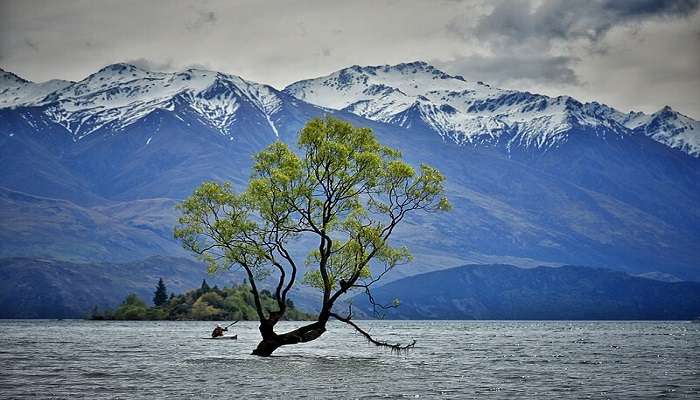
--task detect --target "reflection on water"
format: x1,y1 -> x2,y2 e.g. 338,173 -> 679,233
0,320 -> 698,399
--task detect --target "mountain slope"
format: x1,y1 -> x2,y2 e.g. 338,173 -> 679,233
0,256 -> 241,318
0,188 -> 185,262
373,123 -> 700,280
0,68 -> 72,108
14,63 -> 287,140
0,64 -> 327,203
353,264 -> 700,320
284,61 -> 700,157
628,106 -> 700,157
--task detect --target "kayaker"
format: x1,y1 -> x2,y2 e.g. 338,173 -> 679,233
211,324 -> 227,338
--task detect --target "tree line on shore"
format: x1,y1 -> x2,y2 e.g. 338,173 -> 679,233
89,279 -> 314,321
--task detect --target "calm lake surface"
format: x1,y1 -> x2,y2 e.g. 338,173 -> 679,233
0,320 -> 698,399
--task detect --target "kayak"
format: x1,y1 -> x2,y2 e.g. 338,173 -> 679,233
203,335 -> 238,340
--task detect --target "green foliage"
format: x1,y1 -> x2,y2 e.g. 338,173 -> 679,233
199,291 -> 225,308
174,116 -> 449,321
153,278 -> 168,307
113,293 -> 150,320
90,283 -> 314,321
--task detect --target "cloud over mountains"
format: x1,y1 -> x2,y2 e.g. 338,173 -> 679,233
1,0 -> 698,118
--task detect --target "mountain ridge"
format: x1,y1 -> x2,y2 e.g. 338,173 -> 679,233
0,256 -> 242,318
352,264 -> 700,320
2,61 -> 698,156
2,63 -> 289,140
283,61 -> 699,157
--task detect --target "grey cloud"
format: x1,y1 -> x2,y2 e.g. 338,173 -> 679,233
187,9 -> 217,31
1,0 -> 697,117
199,10 -> 216,23
124,58 -> 212,72
24,38 -> 39,52
435,54 -> 580,86
600,0 -> 698,21
296,21 -> 308,37
442,0 -> 699,91
474,0 -> 699,45
125,58 -> 175,71
182,62 -> 213,71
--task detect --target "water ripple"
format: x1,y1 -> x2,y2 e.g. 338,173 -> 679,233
0,320 -> 698,399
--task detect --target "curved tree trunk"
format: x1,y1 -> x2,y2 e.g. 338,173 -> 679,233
251,338 -> 283,357
251,320 -> 327,357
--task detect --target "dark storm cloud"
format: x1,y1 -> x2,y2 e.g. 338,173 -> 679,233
444,0 -> 700,88
473,0 -> 699,44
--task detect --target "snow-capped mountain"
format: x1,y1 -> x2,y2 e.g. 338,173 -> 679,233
0,68 -> 72,108
1,63 -> 286,139
581,102 -> 700,157
625,106 -> 699,157
284,61 -> 700,156
3,62 -> 697,156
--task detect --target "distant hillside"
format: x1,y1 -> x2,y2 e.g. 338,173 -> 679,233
0,188 -> 186,262
0,256 -> 242,318
353,264 -> 700,320
5,258 -> 700,320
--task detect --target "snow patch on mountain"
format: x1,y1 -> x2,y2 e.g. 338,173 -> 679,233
583,102 -> 700,157
0,69 -> 72,108
285,61 -> 699,156
1,63 -> 283,139
628,106 -> 699,156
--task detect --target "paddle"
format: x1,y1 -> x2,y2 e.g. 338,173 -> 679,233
224,321 -> 239,329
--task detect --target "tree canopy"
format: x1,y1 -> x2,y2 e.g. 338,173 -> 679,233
175,116 -> 449,356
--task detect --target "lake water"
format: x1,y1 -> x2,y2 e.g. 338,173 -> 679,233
0,320 -> 698,399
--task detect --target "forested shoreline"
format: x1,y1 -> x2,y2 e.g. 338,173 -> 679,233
89,279 -> 314,321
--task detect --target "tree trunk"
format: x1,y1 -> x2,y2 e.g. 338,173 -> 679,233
251,337 -> 284,357
251,320 -> 327,357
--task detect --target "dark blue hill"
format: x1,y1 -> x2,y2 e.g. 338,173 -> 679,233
353,264 -> 700,320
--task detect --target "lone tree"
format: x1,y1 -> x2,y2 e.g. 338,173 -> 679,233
153,278 -> 168,307
175,117 -> 449,356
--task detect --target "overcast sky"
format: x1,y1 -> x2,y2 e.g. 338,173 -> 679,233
1,0 -> 698,118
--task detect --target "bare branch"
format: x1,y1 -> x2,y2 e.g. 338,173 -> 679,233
352,283 -> 399,319
330,310 -> 416,353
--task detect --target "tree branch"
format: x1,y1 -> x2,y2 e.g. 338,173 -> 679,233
352,283 -> 399,319
330,310 -> 416,353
